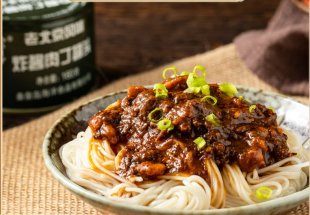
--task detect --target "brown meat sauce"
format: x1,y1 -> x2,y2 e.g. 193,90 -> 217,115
89,76 -> 291,181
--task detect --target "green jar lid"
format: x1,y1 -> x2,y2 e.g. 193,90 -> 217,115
3,0 -> 87,22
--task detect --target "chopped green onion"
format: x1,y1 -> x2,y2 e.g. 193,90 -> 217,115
239,95 -> 243,100
186,73 -> 208,88
201,95 -> 217,105
184,87 -> 201,94
148,108 -> 164,122
180,71 -> 190,76
193,137 -> 206,149
249,105 -> 256,113
201,84 -> 210,95
255,187 -> 272,200
206,114 -> 221,127
192,65 -> 206,79
219,83 -> 238,97
163,67 -> 178,80
186,73 -> 197,87
267,107 -> 275,113
167,124 -> 174,132
154,83 -> 168,98
184,65 -> 210,94
158,119 -> 174,132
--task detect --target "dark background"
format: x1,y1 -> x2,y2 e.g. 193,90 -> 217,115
94,1 -> 281,78
3,1 -> 282,130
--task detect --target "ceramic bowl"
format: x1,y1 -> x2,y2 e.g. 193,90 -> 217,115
43,86 -> 309,215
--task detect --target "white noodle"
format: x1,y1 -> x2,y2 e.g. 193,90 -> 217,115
59,127 -> 309,210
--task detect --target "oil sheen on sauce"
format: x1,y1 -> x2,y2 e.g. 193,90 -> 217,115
89,76 -> 290,182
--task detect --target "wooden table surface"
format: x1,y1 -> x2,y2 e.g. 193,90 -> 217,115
3,1 -> 281,130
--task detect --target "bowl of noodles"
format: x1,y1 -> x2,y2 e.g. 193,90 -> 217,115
43,66 -> 309,215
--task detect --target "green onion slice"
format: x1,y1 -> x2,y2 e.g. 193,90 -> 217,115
192,65 -> 206,79
186,73 -> 197,87
239,95 -> 243,100
158,119 -> 174,132
206,113 -> 221,127
163,67 -> 178,80
267,107 -> 275,113
180,71 -> 190,76
249,105 -> 256,113
201,84 -> 210,95
201,95 -> 217,105
184,87 -> 201,94
219,83 -> 238,97
148,108 -> 164,122
186,73 -> 208,88
255,187 -> 272,200
183,65 -> 210,95
154,83 -> 168,98
193,137 -> 206,149
167,124 -> 174,132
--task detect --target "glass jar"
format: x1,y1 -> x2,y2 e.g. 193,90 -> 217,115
3,0 -> 96,113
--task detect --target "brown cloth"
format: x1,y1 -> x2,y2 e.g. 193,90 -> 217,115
2,44 -> 309,214
234,0 -> 309,96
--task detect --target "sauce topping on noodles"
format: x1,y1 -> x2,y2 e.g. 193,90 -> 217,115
89,76 -> 291,181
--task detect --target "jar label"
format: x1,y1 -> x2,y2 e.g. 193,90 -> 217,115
3,8 -> 95,110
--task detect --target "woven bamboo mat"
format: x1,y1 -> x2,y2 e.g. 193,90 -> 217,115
2,44 -> 309,214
